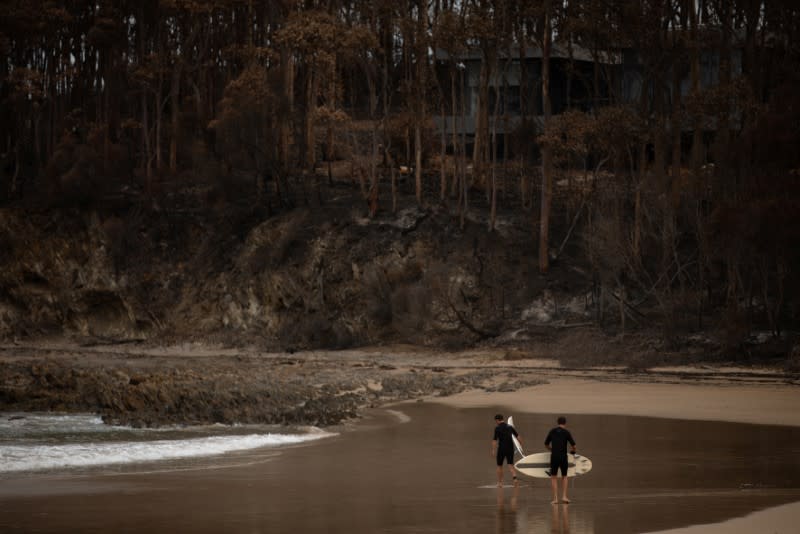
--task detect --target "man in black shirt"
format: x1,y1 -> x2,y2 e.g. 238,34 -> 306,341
544,416 -> 576,503
491,414 -> 523,487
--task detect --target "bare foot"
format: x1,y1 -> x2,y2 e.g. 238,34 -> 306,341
551,499 -> 559,504
562,497 -> 570,504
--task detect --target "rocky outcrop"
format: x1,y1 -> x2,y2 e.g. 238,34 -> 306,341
0,347 -> 507,427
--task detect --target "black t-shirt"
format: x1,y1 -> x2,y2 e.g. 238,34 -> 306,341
493,422 -> 519,453
544,426 -> 575,457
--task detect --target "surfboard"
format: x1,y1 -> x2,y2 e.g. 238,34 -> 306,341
506,416 -> 525,457
514,452 -> 593,479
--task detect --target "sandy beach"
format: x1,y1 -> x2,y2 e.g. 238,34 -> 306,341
433,376 -> 800,427
433,375 -> 800,533
2,344 -> 799,533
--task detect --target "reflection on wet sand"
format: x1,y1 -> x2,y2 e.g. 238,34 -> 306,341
493,484 -> 597,534
496,485 -> 519,533
551,503 -> 570,533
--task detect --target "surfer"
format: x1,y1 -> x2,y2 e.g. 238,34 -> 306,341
544,416 -> 576,504
492,414 -> 523,487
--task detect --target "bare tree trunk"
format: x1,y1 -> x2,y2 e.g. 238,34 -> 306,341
169,64 -> 181,173
634,151 -> 644,260
370,122 -> 379,216
669,12 -> 682,197
380,25 -> 396,214
696,203 -> 706,329
459,67 -> 468,230
326,59 -> 336,185
439,88 -> 447,202
518,42 -> 528,118
667,43 -> 682,276
689,0 -> 703,172
538,2 -> 553,273
473,48 -> 492,182
715,2 -> 733,199
414,2 -> 427,206
11,141 -> 20,195
142,91 -> 152,193
367,71 -> 379,217
280,49 -> 294,174
450,69 -> 459,198
653,80 -> 670,268
155,63 -> 163,172
633,70 -> 650,262
33,111 -> 42,179
391,166 -> 397,213
305,71 -> 317,171
414,124 -> 423,204
489,55 -> 505,232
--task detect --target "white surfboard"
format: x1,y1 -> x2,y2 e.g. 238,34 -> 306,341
514,452 -> 593,479
506,416 -> 525,457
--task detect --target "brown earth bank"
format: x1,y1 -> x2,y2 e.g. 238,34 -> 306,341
2,176 -> 797,361
1,334 -> 798,428
1,180 -> 554,350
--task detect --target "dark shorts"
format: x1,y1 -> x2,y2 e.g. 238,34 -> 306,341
550,455 -> 569,477
496,449 -> 514,466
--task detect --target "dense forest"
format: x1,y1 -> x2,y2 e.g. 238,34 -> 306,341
1,1 -> 800,354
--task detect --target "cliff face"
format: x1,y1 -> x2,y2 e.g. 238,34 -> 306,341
0,191 -> 566,349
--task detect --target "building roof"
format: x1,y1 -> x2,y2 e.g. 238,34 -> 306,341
435,43 -> 621,64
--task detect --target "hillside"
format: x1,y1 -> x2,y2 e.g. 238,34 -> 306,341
1,169 -> 795,370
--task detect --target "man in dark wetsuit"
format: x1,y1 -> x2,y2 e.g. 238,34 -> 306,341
492,414 -> 523,487
544,416 -> 576,503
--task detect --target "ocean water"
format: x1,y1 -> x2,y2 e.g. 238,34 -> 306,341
0,412 -> 335,474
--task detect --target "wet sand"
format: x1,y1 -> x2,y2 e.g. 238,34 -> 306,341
433,378 -> 800,533
1,398 -> 799,533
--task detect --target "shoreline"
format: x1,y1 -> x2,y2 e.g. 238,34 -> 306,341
429,377 -> 800,427
1,339 -> 797,427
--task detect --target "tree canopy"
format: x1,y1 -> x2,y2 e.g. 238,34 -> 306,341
2,0 -> 800,344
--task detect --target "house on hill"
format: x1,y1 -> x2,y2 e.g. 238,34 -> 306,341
434,38 -> 742,156
433,44 -> 621,147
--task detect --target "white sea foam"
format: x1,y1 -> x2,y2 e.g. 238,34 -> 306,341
0,413 -> 335,473
0,413 -> 117,438
0,432 -> 333,473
